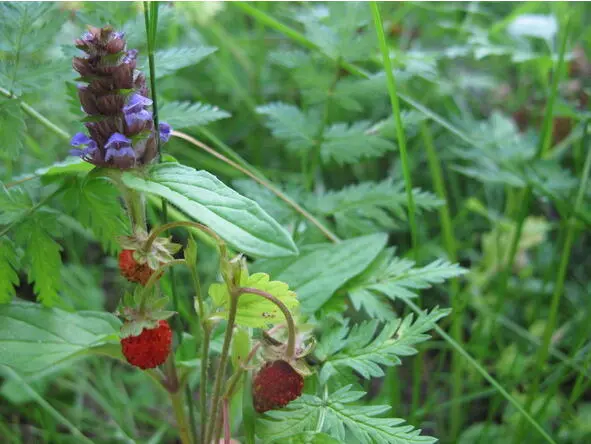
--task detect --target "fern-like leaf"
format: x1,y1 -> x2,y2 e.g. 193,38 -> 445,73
348,248 -> 468,303
258,386 -> 436,444
144,46 -> 217,78
317,308 -> 450,382
256,102 -> 319,154
159,101 -> 230,128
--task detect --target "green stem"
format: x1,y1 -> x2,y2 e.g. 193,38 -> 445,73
141,259 -> 186,297
170,388 -> 192,444
205,289 -> 239,444
421,123 -> 463,438
371,2 -> 417,258
199,324 -> 212,444
144,1 -> 162,157
238,287 -> 297,359
515,121 -> 591,440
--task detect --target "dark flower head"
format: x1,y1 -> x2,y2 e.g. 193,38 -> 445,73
69,26 -> 172,169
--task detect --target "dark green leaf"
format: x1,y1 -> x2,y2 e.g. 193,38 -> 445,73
0,300 -> 120,375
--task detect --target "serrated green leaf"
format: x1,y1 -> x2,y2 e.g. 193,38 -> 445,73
347,248 -> 468,303
0,184 -> 32,225
122,163 -> 298,258
320,121 -> 397,165
0,300 -> 120,375
62,177 -> 129,254
317,308 -> 450,382
305,180 -> 443,237
258,385 -> 435,444
210,271 -> 298,328
159,101 -> 230,128
14,215 -> 62,307
0,239 -> 20,304
255,233 -> 388,312
0,99 -> 25,158
256,102 -> 319,154
282,432 -> 340,444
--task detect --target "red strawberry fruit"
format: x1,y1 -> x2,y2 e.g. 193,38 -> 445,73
252,360 -> 304,413
121,320 -> 172,369
119,249 -> 154,285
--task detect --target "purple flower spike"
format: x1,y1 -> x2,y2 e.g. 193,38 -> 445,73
159,122 -> 172,143
123,93 -> 152,114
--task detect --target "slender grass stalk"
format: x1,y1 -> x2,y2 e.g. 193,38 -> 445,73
422,123 -> 463,439
143,4 -> 196,442
401,298 -> 557,444
514,122 -> 590,441
371,2 -> 417,258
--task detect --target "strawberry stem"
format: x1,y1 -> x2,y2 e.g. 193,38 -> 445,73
205,288 -> 239,444
144,220 -> 227,259
238,287 -> 297,359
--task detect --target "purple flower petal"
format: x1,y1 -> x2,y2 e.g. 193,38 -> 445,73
71,132 -> 92,146
105,133 -> 131,150
123,93 -> 153,114
105,145 -> 135,161
124,109 -> 153,127
123,49 -> 138,64
69,139 -> 97,158
159,122 -> 172,143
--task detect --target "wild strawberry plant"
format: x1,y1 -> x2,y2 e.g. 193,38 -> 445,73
1,2 -> 589,444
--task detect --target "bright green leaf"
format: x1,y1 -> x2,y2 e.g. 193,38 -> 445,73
122,163 -> 298,258
255,233 -> 388,312
210,270 -> 299,328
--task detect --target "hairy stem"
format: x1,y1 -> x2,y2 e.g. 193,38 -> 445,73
238,287 -> 297,359
205,289 -> 239,444
144,220 -> 227,259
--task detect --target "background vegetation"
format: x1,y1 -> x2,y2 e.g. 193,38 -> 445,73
1,2 -> 590,443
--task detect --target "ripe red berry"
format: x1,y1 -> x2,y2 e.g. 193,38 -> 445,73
119,249 -> 154,285
121,320 -> 172,369
252,360 -> 304,413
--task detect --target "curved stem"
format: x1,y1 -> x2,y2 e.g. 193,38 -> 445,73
199,323 -> 211,444
205,289 -> 239,444
238,287 -> 297,359
144,220 -> 227,259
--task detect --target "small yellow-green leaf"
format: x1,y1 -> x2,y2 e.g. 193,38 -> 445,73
209,271 -> 299,328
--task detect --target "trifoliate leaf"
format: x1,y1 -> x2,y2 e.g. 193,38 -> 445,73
209,270 -> 298,328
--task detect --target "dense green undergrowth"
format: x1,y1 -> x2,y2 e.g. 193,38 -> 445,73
0,2 -> 590,443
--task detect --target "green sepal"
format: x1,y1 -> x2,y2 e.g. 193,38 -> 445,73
120,319 -> 158,338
